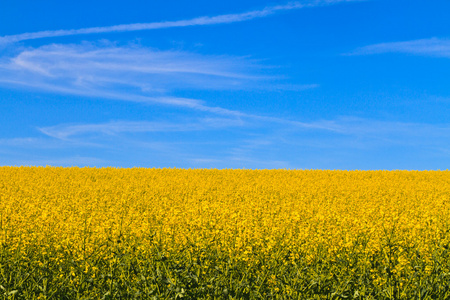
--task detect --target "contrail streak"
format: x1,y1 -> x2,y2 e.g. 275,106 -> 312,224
0,1 -> 358,44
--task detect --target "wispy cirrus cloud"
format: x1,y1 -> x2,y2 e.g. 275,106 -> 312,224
188,116 -> 450,169
0,43 -> 256,112
13,156 -> 109,167
0,42 -> 318,118
3,115 -> 449,169
0,42 -> 261,91
36,114 -> 343,142
0,0 -> 361,45
38,115 -> 450,147
38,118 -> 246,140
319,117 -> 450,141
350,37 -> 450,58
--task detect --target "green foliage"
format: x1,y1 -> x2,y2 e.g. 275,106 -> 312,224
2,237 -> 450,299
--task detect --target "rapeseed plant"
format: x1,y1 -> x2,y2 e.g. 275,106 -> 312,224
0,167 -> 450,298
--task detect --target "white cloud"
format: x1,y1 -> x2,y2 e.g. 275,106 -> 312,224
232,116 -> 450,150
0,43 -> 257,110
0,0 -> 360,45
0,42 -> 318,118
350,37 -> 450,58
14,156 -> 108,167
329,117 -> 450,138
4,115 -> 450,169
37,116 -> 450,146
0,137 -> 40,146
0,42 -> 260,91
38,118 -> 246,140
282,117 -> 450,151
190,158 -> 223,164
265,83 -> 320,91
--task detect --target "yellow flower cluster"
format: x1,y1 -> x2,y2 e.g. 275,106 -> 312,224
1,166 -> 450,298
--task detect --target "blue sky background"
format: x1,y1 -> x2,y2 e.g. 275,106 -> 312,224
1,0 -> 449,169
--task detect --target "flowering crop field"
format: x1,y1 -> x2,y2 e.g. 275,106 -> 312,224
1,167 -> 450,299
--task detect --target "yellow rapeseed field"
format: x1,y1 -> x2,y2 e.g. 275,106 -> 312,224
1,167 -> 450,299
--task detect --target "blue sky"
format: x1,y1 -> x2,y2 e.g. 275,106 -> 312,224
1,0 -> 449,169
